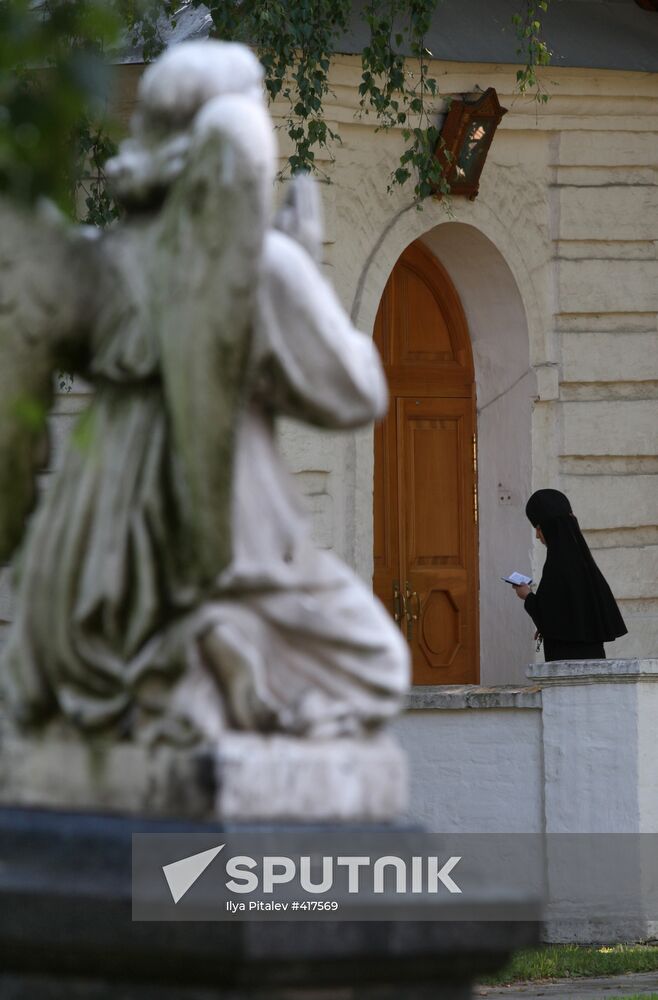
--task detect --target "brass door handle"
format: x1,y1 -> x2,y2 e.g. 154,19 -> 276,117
404,582 -> 421,621
393,581 -> 405,626
404,581 -> 421,642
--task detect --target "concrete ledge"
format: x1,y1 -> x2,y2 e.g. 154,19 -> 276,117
0,728 -> 408,822
528,657 -> 658,685
406,685 -> 542,711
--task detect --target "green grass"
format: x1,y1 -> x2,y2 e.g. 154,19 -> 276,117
608,995 -> 658,1000
479,944 -> 658,985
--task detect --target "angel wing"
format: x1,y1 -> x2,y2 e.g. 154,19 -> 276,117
265,173 -> 388,429
273,172 -> 324,264
154,93 -> 274,585
0,200 -> 87,561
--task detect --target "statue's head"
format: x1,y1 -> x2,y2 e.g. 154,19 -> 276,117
134,40 -> 264,140
107,41 -> 267,209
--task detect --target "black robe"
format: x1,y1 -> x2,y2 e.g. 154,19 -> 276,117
523,490 -> 627,661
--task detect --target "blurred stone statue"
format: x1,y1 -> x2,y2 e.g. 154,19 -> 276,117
0,41 -> 409,745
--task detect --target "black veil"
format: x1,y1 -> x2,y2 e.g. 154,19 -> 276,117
526,489 -> 627,643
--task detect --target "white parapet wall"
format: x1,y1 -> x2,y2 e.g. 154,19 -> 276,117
528,659 -> 658,834
393,659 -> 658,943
390,686 -> 544,834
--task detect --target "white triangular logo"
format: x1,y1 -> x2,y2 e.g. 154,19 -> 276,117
162,844 -> 225,904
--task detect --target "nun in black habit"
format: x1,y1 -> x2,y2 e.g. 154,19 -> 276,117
513,489 -> 627,661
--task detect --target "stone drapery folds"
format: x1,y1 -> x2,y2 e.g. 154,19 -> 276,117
0,40 -> 410,745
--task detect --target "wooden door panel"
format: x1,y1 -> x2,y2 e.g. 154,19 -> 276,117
373,275 -> 392,366
404,414 -> 463,567
399,266 -> 454,361
373,410 -> 401,622
373,418 -> 388,571
373,301 -> 402,623
390,244 -> 473,380
397,396 -> 477,684
420,587 -> 461,666
373,239 -> 479,685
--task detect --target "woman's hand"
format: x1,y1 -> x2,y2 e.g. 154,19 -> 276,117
512,583 -> 532,600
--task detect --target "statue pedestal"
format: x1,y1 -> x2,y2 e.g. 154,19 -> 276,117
0,804 -> 540,999
0,717 -> 540,997
0,725 -> 407,822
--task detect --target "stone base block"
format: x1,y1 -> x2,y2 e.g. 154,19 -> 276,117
0,727 -> 407,821
0,805 -> 540,999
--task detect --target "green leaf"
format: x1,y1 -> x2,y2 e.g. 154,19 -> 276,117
10,394 -> 47,433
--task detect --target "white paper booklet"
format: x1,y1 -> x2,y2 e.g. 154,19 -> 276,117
501,571 -> 533,586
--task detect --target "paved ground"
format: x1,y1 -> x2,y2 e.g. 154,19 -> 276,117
475,970 -> 658,1000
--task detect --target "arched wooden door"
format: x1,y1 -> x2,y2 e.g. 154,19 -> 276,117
373,240 -> 479,685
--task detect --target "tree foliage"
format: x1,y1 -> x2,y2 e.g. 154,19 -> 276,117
513,0 -> 551,99
129,0 -> 551,201
0,0 -> 120,213
0,0 -> 552,219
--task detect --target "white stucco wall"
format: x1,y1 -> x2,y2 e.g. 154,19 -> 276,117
392,663 -> 658,943
536,664 -> 658,836
277,58 -> 658,681
530,661 -> 658,943
2,59 -> 656,682
394,665 -> 658,840
391,701 -> 544,833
